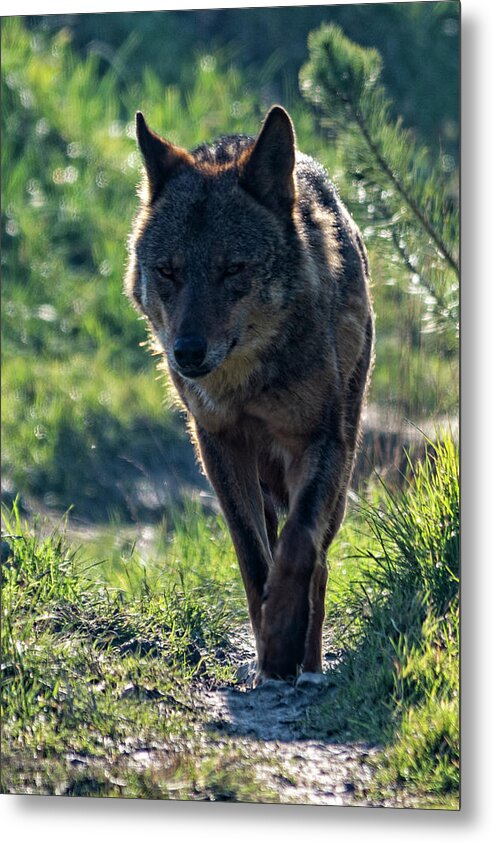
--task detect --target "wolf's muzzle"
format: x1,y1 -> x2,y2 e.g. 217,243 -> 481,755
173,334 -> 208,376
174,334 -> 207,369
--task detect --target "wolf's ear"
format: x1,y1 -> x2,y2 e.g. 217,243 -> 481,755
239,105 -> 296,214
135,112 -> 193,203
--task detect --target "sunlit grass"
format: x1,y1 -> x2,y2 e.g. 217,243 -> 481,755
1,500 -> 252,798
76,499 -> 245,617
307,436 -> 459,808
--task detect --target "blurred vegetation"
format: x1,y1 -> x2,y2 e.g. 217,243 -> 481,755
28,2 -> 460,162
1,8 -> 458,518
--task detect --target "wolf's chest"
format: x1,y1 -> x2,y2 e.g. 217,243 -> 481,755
184,353 -> 336,442
244,386 -> 327,441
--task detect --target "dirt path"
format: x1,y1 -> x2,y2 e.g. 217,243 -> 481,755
195,625 -> 387,807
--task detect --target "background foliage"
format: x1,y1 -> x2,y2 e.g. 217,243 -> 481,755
30,3 -> 460,162
2,4 -> 459,517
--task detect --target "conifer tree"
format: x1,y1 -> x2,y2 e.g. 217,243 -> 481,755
301,25 -> 459,354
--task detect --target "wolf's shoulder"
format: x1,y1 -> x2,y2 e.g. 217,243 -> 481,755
294,151 -> 368,284
295,151 -> 341,213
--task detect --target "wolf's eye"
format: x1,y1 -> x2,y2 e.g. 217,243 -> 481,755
222,262 -> 246,279
156,263 -> 175,281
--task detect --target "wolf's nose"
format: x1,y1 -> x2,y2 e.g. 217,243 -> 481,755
173,335 -> 207,370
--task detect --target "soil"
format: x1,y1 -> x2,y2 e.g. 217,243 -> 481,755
194,625 -> 393,807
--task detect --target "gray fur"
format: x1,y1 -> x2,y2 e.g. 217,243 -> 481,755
125,105 -> 374,682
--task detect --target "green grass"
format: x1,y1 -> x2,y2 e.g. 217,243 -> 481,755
1,500 -> 275,800
307,435 -> 460,808
1,437 -> 459,805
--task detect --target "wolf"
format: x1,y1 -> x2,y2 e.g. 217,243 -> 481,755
125,105 -> 373,682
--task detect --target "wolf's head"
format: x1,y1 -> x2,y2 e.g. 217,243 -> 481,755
125,106 -> 304,382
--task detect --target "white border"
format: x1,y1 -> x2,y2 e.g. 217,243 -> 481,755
1,0 -> 427,15
2,0 -> 491,838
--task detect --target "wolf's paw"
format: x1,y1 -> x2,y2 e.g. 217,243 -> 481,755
253,675 -> 290,693
296,671 -> 328,689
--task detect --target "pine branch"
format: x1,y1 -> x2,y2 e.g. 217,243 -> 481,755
347,100 -> 459,278
302,28 -> 459,277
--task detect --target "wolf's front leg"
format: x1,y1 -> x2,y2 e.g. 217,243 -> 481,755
195,426 -> 273,659
259,433 -> 347,681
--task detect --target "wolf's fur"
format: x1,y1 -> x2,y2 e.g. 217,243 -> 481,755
125,106 -> 374,681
